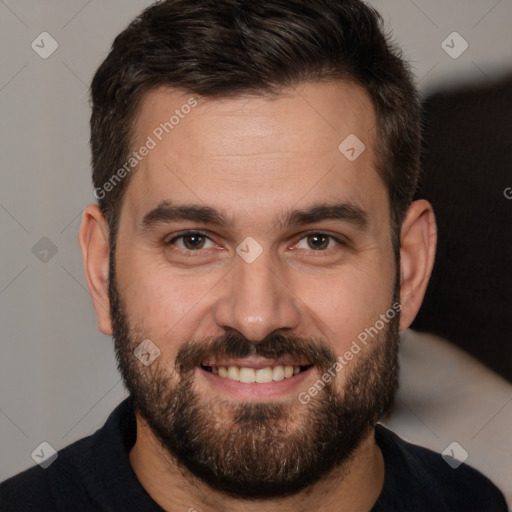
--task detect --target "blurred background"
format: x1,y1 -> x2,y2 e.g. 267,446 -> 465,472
1,0 -> 511,497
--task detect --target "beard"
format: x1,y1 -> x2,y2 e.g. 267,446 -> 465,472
109,257 -> 400,500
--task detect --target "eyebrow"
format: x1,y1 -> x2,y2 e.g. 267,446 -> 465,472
139,200 -> 369,232
280,203 -> 369,231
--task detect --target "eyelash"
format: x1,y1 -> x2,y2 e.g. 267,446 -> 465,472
164,230 -> 347,255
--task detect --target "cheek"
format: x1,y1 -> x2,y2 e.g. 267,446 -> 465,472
291,262 -> 395,352
115,253 -> 223,343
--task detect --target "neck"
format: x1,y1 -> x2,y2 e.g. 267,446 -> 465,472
129,414 -> 385,512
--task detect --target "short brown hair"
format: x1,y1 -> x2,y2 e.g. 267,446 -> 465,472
90,0 -> 421,249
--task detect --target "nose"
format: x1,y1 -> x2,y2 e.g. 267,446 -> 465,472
213,251 -> 301,342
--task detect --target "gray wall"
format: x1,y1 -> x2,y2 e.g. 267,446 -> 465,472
1,0 -> 511,481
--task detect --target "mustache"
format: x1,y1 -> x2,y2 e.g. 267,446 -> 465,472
175,331 -> 337,373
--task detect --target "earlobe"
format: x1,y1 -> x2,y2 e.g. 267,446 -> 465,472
398,199 -> 437,331
78,204 -> 113,335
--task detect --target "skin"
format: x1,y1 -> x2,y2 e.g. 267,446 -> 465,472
79,80 -> 437,511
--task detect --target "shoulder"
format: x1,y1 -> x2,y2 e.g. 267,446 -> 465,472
0,398 -> 135,511
373,425 -> 508,512
0,435 -> 96,511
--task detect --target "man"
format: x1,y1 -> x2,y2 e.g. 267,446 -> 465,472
0,0 -> 507,510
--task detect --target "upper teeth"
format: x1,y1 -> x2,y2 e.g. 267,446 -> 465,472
211,365 -> 301,383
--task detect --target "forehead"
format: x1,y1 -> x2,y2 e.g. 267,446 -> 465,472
121,80 -> 386,232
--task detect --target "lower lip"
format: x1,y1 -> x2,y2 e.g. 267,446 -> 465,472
197,366 -> 315,400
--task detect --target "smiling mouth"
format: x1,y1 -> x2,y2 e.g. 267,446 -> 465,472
201,364 -> 313,383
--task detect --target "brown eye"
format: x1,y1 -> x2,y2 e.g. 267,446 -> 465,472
306,234 -> 329,250
296,233 -> 339,251
168,232 -> 215,251
182,234 -> 206,250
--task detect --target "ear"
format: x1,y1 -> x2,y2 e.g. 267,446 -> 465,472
78,204 -> 113,335
398,199 -> 437,331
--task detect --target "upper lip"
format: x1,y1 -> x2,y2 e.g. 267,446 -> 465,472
201,357 -> 311,369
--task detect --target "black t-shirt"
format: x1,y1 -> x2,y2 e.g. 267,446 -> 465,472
0,397 -> 507,511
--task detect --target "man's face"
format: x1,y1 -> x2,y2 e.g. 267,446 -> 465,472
111,81 -> 399,498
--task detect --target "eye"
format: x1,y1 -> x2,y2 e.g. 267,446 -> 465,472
167,231 -> 216,251
295,233 -> 341,251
